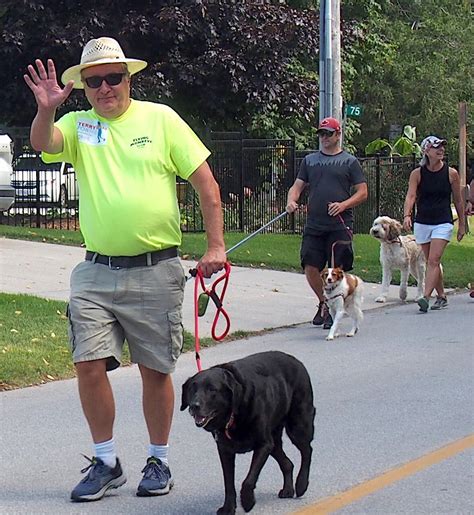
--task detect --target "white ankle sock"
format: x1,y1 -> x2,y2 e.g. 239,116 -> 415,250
94,437 -> 117,468
149,443 -> 169,465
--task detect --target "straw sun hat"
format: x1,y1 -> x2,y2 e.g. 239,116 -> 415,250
61,37 -> 148,89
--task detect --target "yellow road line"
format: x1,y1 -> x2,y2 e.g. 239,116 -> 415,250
295,434 -> 474,514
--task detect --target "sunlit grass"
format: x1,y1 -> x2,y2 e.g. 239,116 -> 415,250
0,293 -> 214,390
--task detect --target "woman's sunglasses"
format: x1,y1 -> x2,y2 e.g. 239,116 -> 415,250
83,73 -> 126,89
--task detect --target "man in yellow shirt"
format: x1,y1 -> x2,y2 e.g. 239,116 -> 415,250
24,37 -> 226,502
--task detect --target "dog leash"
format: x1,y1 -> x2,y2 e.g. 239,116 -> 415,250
330,213 -> 354,268
189,211 -> 289,372
191,262 -> 231,372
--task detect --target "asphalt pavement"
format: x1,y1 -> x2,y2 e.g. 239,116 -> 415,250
1,238 -> 473,514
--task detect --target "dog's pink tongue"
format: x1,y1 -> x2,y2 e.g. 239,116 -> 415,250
194,415 -> 206,426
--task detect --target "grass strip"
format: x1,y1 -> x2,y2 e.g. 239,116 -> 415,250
0,293 -> 218,390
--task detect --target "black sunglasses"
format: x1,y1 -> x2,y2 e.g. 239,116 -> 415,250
317,130 -> 336,137
83,73 -> 126,89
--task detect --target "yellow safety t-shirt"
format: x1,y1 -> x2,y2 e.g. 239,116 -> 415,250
42,100 -> 210,256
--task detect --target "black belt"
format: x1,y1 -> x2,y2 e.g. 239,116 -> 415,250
85,247 -> 178,269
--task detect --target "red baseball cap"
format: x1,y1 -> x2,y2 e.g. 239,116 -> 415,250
317,117 -> 341,133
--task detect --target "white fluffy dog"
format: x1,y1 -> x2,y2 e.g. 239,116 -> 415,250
369,216 -> 426,303
322,267 -> 364,341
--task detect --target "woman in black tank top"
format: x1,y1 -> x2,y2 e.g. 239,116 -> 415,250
403,135 -> 466,312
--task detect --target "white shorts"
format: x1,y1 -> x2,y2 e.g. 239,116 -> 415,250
414,222 -> 454,244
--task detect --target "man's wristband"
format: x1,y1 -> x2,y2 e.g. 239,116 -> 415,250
404,215 -> 411,218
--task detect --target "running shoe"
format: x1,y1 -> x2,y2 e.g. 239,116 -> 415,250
323,311 -> 333,329
417,296 -> 429,313
312,303 -> 326,325
430,296 -> 448,310
136,457 -> 173,496
70,456 -> 126,502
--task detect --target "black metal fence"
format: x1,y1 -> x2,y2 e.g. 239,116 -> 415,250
1,128 -> 417,234
179,132 -> 417,234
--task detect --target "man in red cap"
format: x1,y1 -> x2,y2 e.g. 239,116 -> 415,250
286,117 -> 368,329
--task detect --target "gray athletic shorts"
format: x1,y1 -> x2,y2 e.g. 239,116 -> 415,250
67,257 -> 186,373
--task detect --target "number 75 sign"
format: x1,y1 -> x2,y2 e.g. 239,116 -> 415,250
345,104 -> 364,118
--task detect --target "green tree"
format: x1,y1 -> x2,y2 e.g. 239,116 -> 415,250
347,0 -> 473,156
0,0 -> 365,146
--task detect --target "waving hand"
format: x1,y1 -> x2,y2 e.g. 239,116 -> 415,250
24,59 -> 74,110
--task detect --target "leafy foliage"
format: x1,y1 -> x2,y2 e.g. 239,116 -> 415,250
0,0 -> 471,154
365,125 -> 421,156
347,0 -> 473,156
0,0 -> 329,135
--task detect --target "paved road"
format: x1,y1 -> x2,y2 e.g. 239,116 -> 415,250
1,238 -> 473,514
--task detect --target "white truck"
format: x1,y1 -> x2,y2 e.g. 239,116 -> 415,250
0,134 -> 15,211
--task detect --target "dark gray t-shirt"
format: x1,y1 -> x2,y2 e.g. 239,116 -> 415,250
297,150 -> 366,230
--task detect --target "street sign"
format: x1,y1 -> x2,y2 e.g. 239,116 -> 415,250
345,104 -> 364,118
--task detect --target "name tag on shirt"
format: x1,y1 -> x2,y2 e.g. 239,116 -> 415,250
77,119 -> 109,146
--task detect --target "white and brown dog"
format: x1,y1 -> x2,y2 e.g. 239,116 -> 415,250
369,216 -> 426,303
322,267 -> 364,341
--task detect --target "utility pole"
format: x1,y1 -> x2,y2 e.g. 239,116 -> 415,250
319,0 -> 332,120
331,0 -> 342,123
319,0 -> 341,122
458,102 -> 468,232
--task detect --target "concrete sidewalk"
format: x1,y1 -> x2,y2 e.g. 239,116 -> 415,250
0,238 -> 426,337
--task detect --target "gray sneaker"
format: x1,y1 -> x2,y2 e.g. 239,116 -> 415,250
430,296 -> 448,310
71,456 -> 126,502
136,457 -> 173,496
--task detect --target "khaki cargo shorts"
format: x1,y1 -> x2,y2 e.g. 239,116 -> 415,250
67,257 -> 186,373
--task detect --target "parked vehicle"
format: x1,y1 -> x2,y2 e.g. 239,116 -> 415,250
10,153 -> 78,208
59,162 -> 79,207
0,134 -> 15,211
11,153 -> 58,204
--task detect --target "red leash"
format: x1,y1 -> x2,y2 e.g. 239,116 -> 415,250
330,213 -> 354,268
193,262 -> 231,372
189,211 -> 288,372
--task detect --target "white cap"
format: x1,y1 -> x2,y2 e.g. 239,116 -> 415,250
421,135 -> 447,151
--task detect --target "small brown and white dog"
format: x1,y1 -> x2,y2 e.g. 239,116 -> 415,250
322,267 -> 364,341
369,216 -> 426,303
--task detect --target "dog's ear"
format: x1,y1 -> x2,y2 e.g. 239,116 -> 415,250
180,377 -> 191,411
387,220 -> 402,240
223,369 -> 243,415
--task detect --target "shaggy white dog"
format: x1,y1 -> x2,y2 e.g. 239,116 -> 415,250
369,216 -> 426,303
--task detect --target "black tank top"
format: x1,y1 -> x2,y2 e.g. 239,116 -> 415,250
415,162 -> 453,225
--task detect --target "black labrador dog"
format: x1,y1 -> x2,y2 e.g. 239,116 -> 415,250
180,351 -> 315,514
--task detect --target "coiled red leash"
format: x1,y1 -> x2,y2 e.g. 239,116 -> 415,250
189,211 -> 288,371
192,262 -> 231,372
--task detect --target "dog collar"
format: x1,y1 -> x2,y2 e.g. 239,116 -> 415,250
387,237 -> 403,245
325,291 -> 345,301
225,412 -> 235,440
